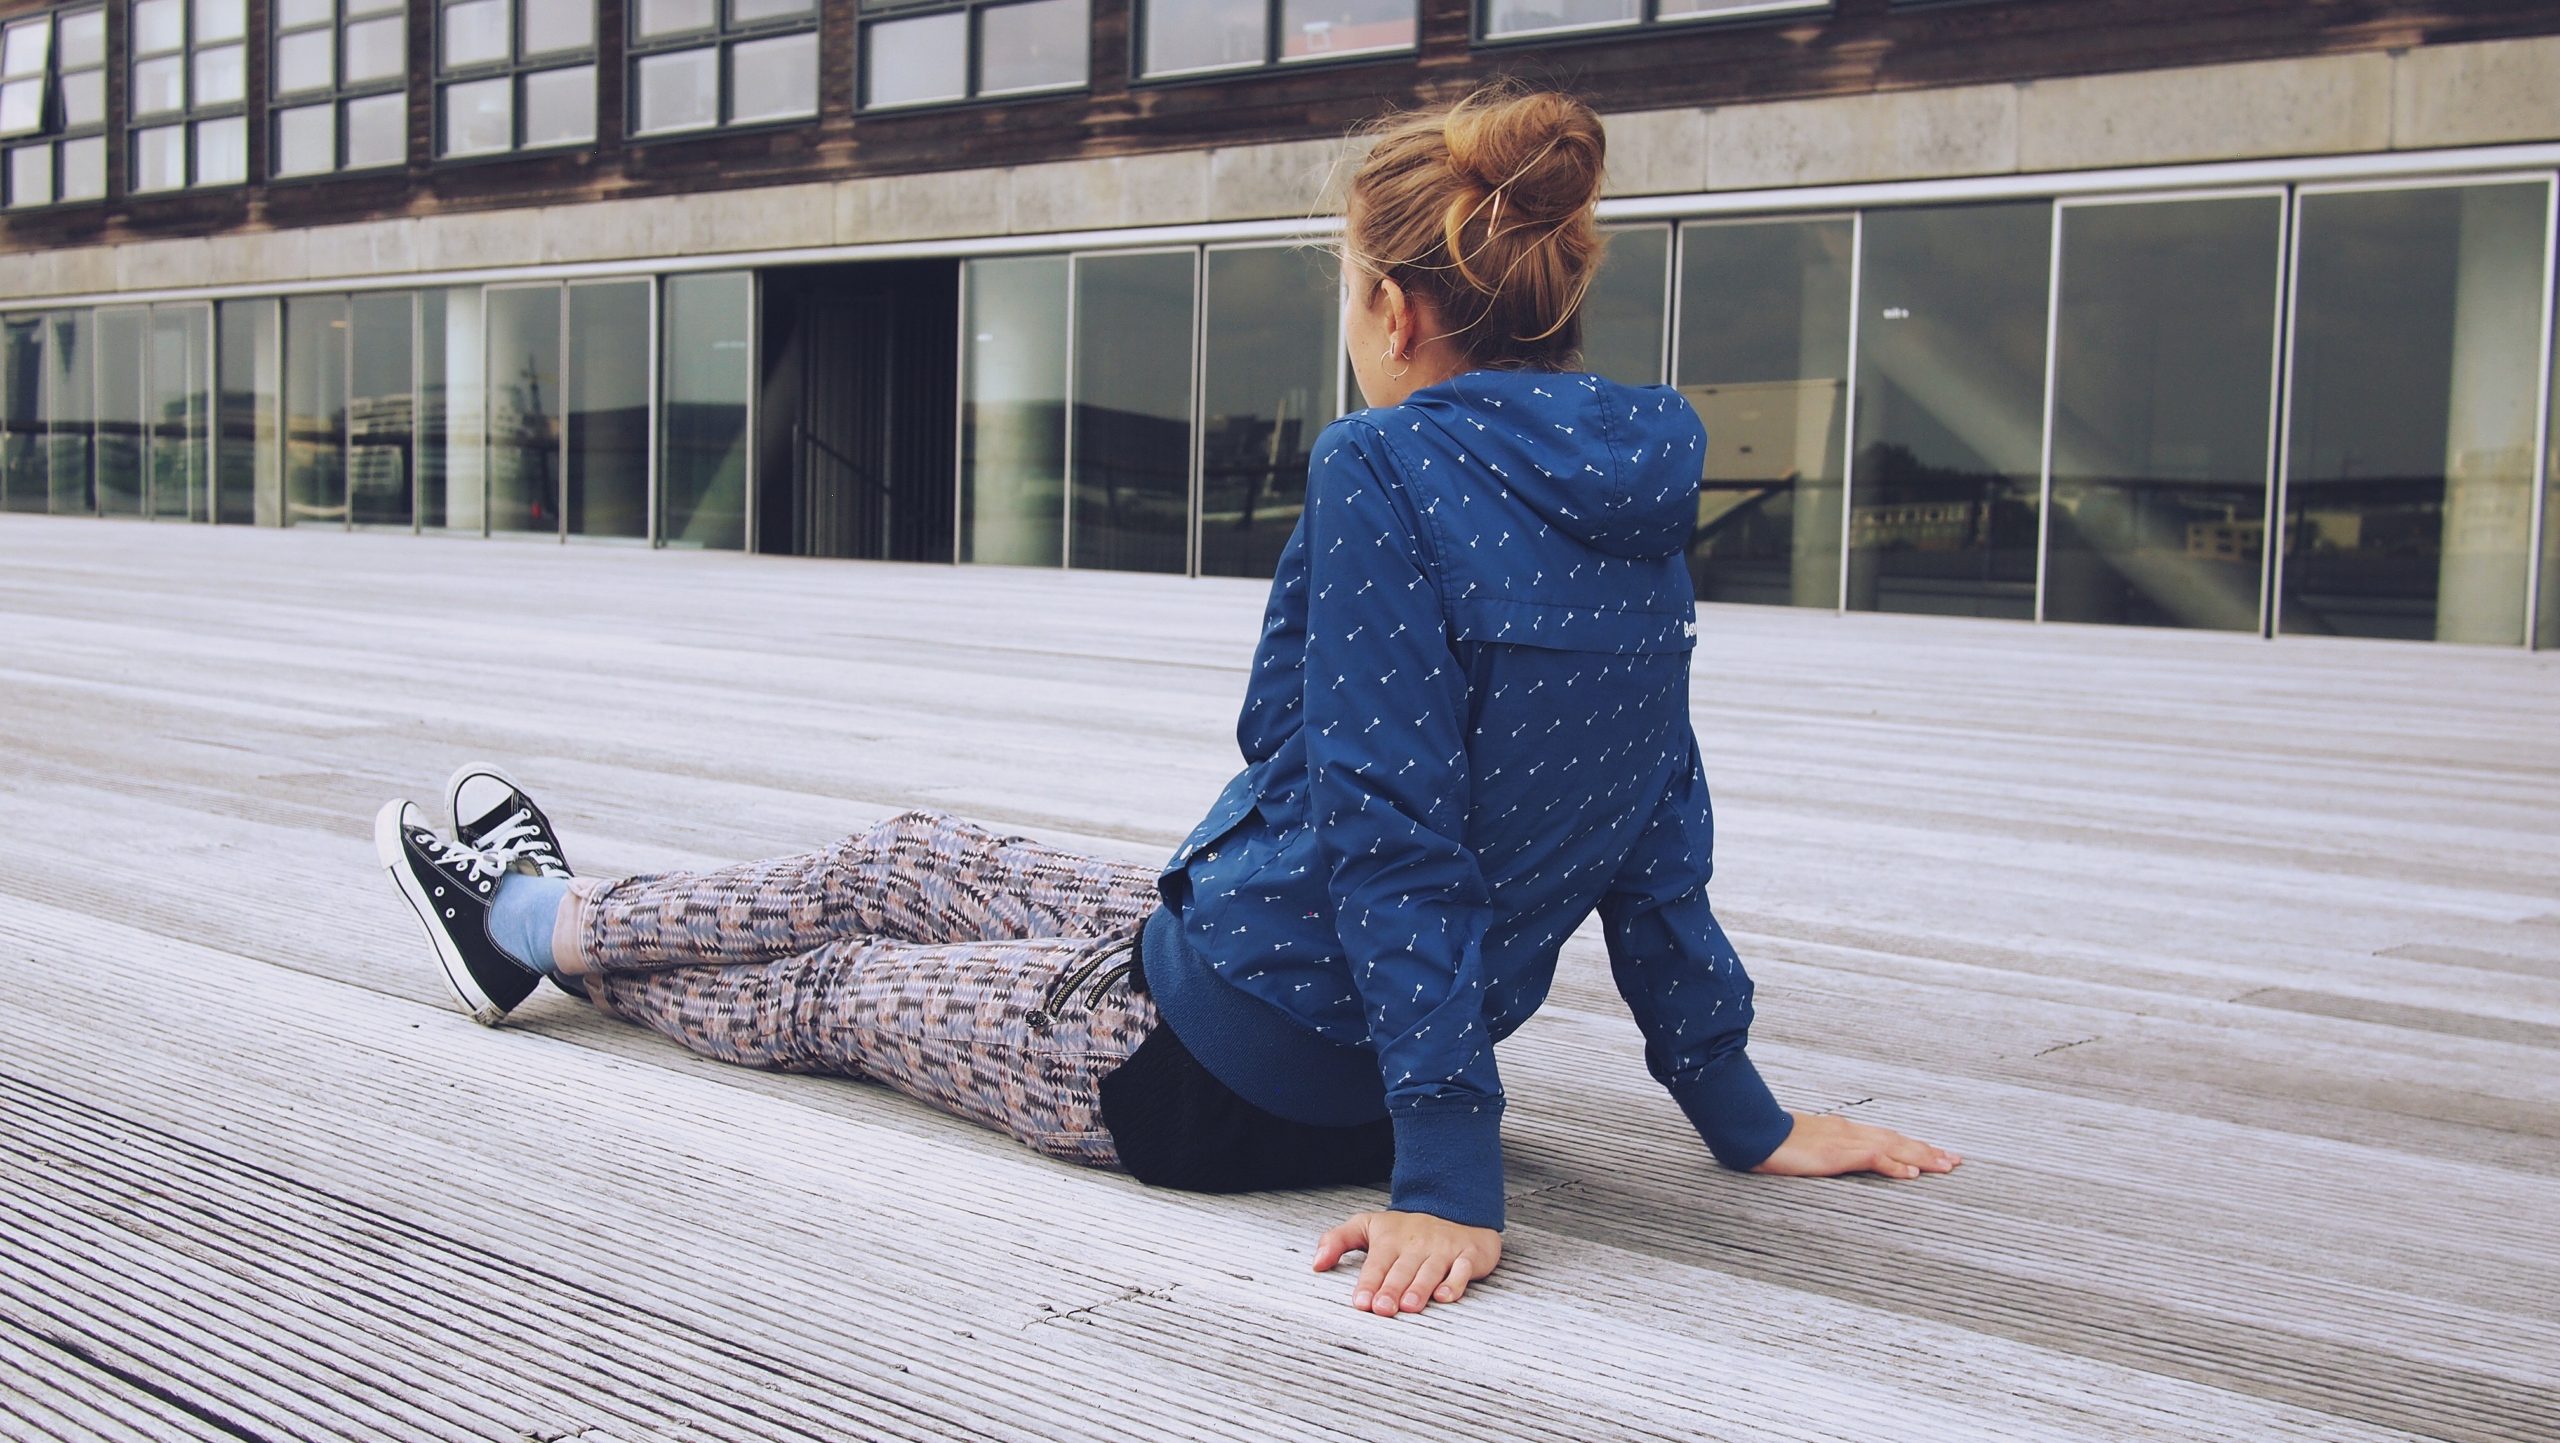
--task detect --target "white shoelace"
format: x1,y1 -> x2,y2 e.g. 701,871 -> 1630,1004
418,829 -> 506,884
474,808 -> 561,871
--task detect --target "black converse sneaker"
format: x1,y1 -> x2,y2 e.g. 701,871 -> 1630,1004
444,764 -> 588,1001
376,799 -> 543,1025
446,764 -> 572,880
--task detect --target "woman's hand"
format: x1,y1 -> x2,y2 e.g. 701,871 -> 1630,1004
1313,1210 -> 1503,1317
1750,1110 -> 1963,1179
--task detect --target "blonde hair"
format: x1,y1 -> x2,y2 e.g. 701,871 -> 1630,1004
1343,82 -> 1608,371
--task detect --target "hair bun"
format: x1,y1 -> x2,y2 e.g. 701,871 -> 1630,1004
1440,86 -> 1607,224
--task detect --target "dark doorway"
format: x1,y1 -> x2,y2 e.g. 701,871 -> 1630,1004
757,260 -> 959,561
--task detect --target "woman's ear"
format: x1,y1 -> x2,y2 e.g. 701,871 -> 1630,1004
1375,275 -> 1411,360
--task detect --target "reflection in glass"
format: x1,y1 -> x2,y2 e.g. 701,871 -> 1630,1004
961,255 -> 1067,566
215,297 -> 276,526
1481,0 -> 1637,38
1580,223 -> 1666,385
193,42 -> 245,105
1675,216 -> 1852,609
1144,0 -> 1264,75
635,48 -> 716,133
444,76 -> 510,154
2284,184 -> 2549,645
276,103 -> 334,175
661,272 -> 750,550
349,291 -> 414,527
1201,245 -> 1337,579
637,0 -> 715,38
346,92 -> 405,167
147,304 -> 211,521
2046,197 -> 2281,632
443,0 -> 507,68
522,64 -> 596,146
46,311 -> 92,514
521,0 -> 593,56
197,115 -> 246,183
1279,0 -> 1413,59
94,308 -> 144,515
134,125 -> 185,190
284,295 -> 346,525
344,15 -> 404,82
61,135 -> 103,200
419,286 -> 485,534
2,316 -> 42,512
488,286 -> 562,535
1850,202 -> 2050,619
1659,0 -> 1821,16
729,31 -> 816,124
866,12 -> 966,108
276,22 -> 334,91
1072,251 -> 1194,573
980,0 -> 1087,94
567,281 -> 649,539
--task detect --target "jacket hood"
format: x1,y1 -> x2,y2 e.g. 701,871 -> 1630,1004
1394,368 -> 1706,560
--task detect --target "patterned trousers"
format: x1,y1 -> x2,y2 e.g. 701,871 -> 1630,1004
553,809 -> 1163,1170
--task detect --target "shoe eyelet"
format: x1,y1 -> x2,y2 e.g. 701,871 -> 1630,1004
478,882 -> 490,892
443,908 -> 455,918
434,887 -> 445,897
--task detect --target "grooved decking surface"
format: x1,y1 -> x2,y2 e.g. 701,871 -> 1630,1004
1,513 -> 2554,1443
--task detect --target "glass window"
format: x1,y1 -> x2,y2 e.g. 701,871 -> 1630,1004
1144,0 -> 1272,75
2044,196 -> 2283,633
418,286 -> 485,533
637,0 -> 715,38
46,310 -> 93,514
1071,250 -> 1195,573
1279,0 -> 1414,60
94,308 -> 146,515
2283,182 -> 2551,645
146,304 -> 212,521
215,297 -> 278,526
660,272 -> 751,551
633,0 -> 817,134
864,12 -> 965,109
487,285 -> 562,534
349,291 -> 415,528
1580,223 -> 1668,386
284,295 -> 348,525
2,316 -> 45,514
1483,0 -> 1819,41
126,0 -> 250,190
439,0 -> 596,155
1675,216 -> 1853,610
961,255 -> 1069,566
862,0 -> 1088,107
565,281 -> 651,539
274,2 -> 407,177
729,30 -> 817,124
1848,202 -> 2050,620
1200,244 -> 1338,579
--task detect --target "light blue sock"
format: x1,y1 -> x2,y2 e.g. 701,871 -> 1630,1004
487,873 -> 569,976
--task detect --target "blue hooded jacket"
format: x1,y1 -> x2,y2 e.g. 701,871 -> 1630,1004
1140,367 -> 1794,1232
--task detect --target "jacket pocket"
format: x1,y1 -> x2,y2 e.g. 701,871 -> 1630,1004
1447,594 -> 1696,655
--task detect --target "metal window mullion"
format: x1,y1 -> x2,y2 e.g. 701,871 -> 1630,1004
2033,203 -> 2062,625
745,268 -> 761,554
1062,252 -> 1077,569
2255,189 -> 2292,640
2269,187 -> 2308,640
1836,210 -> 1862,615
1187,244 -> 1204,578
644,276 -> 660,548
339,291 -> 354,529
951,257 -> 967,563
408,289 -> 422,533
2526,175 -> 2558,648
555,282 -> 568,541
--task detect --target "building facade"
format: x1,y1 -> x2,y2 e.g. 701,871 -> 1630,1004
2,0 -> 2557,647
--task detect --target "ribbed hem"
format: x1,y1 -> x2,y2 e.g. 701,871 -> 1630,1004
1669,1049 -> 1794,1172
551,876 -> 615,982
1388,1104 -> 1508,1231
1137,905 -> 1387,1129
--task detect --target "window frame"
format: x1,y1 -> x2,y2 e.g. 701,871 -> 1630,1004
1130,0 -> 1418,85
856,0 -> 1090,114
126,0 -> 252,195
0,3 -> 108,210
1472,0 -> 1827,48
270,0 -> 411,181
433,0 -> 601,162
625,0 -> 820,143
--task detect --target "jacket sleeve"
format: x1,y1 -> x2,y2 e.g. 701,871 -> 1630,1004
1300,417 -> 1508,1231
1596,735 -> 1795,1172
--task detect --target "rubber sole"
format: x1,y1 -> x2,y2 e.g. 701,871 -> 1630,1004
374,799 -> 508,1027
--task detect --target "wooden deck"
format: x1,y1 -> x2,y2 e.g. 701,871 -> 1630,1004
1,513 -> 2554,1443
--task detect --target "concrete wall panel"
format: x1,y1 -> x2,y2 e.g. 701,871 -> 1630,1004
2394,36 -> 2560,149
838,167 -> 1010,243
1603,108 -> 1711,197
1709,85 -> 2016,191
2021,53 -> 2391,171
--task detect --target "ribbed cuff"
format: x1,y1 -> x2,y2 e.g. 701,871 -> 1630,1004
1669,1049 -> 1794,1172
1387,1104 -> 1508,1231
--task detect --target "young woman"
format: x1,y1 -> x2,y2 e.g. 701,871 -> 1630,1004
377,84 -> 1960,1322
